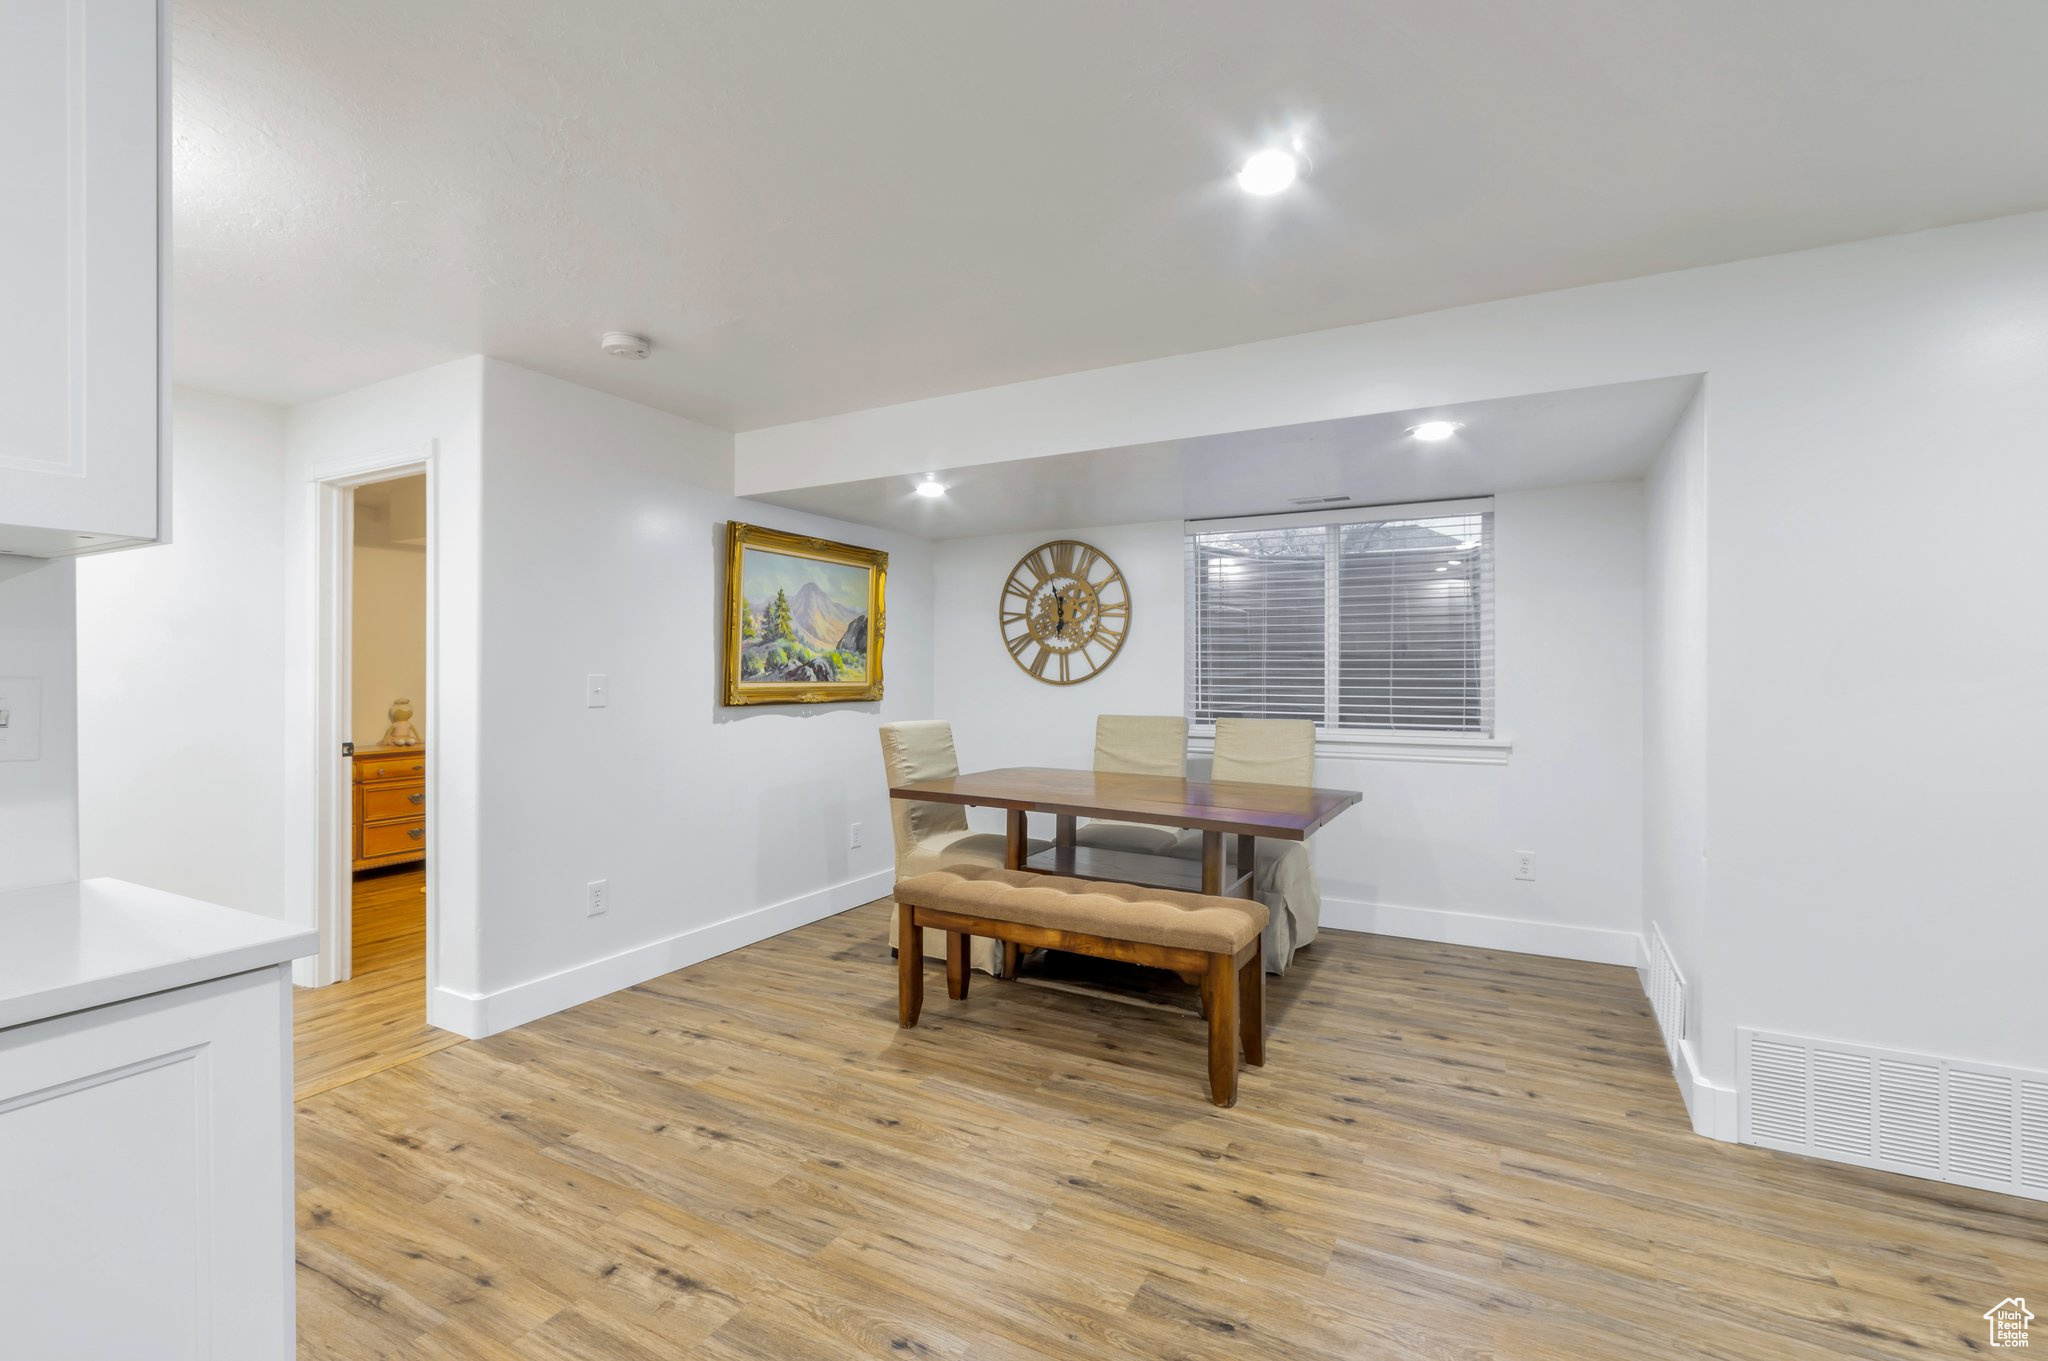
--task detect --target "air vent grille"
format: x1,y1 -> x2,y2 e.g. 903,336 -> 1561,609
1285,494 -> 1353,506
1745,1037 -> 1807,1145
1643,923 -> 1687,1057
1947,1069 -> 2016,1185
1739,1030 -> 2045,1202
2022,1081 -> 2048,1192
1811,1050 -> 1876,1158
1876,1058 -> 1943,1173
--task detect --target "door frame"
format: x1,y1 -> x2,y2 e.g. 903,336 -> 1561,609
300,442 -> 438,989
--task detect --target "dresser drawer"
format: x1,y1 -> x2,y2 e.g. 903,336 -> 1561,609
360,782 -> 425,821
356,755 -> 425,784
360,818 -> 426,860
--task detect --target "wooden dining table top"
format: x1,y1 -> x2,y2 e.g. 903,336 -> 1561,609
888,766 -> 1362,841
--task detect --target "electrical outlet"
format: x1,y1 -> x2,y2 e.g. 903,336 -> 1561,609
586,674 -> 609,708
586,879 -> 609,917
1514,851 -> 1536,882
848,821 -> 862,849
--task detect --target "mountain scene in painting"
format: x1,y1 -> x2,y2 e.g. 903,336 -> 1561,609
737,547 -> 871,683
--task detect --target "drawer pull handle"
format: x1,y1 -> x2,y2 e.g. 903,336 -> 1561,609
407,827 -> 425,840
408,792 -> 424,805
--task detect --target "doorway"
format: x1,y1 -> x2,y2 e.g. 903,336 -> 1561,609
295,453 -> 460,1097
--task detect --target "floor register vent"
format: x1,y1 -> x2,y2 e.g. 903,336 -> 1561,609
1739,1028 -> 2048,1202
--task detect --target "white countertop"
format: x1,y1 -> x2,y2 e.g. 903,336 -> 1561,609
0,878 -> 318,1030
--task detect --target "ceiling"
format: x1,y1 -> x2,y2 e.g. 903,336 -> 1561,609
174,1 -> 2048,432
748,376 -> 1700,538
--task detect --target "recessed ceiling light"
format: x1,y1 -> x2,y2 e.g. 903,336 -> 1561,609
914,479 -> 947,499
1408,420 -> 1462,442
1236,148 -> 1300,196
1447,560 -> 1462,566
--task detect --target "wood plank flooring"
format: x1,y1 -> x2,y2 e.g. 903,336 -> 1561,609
293,867 -> 464,1100
294,899 -> 2047,1359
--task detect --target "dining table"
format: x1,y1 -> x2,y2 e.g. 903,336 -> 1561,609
887,766 -> 1363,899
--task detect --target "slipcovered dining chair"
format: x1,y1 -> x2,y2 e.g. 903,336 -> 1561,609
879,720 -> 1048,974
1073,714 -> 1188,855
1173,718 -> 1323,973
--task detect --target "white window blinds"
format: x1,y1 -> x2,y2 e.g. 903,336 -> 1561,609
1185,502 -> 1495,735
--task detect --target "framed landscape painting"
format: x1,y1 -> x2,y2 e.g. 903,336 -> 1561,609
724,521 -> 887,705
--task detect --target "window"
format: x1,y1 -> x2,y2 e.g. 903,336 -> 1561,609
1185,501 -> 1495,736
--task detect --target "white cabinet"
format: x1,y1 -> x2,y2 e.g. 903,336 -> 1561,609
0,0 -> 168,557
0,965 -> 297,1359
0,878 -> 314,1358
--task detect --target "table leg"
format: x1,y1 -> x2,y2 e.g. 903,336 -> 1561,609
1055,814 -> 1076,872
1235,833 -> 1256,898
1201,830 -> 1223,895
1005,808 -> 1027,870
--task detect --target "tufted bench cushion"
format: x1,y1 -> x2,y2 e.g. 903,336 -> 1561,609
893,864 -> 1267,954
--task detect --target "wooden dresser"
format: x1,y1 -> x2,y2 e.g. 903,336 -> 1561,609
352,744 -> 426,871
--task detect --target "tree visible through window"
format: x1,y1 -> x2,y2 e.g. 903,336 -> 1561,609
1185,506 -> 1494,735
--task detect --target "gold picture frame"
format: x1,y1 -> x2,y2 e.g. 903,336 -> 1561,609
724,521 -> 887,705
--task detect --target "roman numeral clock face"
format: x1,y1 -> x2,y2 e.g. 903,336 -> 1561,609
999,539 -> 1130,685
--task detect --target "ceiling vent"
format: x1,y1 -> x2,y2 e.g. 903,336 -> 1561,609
1287,494 -> 1352,506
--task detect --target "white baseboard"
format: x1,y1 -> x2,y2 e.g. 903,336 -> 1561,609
426,869 -> 894,1039
1675,1034 -> 1738,1141
1321,896 -> 1640,967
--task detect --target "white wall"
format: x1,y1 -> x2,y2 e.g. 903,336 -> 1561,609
0,557 -> 78,891
932,485 -> 1645,963
933,521 -> 1186,785
72,359 -> 931,1037
75,391 -> 289,918
746,211 -> 2048,1091
467,359 -> 933,1024
350,543 -> 426,745
1643,389 -> 1710,1058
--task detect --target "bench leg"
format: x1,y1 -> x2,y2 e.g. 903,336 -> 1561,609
1240,939 -> 1265,1067
1205,951 -> 1239,1107
897,903 -> 923,1028
1002,940 -> 1023,979
947,930 -> 970,1000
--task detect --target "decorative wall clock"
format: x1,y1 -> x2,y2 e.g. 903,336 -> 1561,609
999,539 -> 1130,685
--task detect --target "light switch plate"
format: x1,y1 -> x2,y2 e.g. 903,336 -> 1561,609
586,674 -> 609,708
0,677 -> 42,762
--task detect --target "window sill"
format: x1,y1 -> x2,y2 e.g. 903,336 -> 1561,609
1188,727 -> 1512,766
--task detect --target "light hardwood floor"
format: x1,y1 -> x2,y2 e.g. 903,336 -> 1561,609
293,867 -> 464,1100
294,899 -> 2046,1359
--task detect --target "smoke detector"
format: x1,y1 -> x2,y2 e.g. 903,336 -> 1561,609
601,331 -> 651,360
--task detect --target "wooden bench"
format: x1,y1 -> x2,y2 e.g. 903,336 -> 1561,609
891,864 -> 1269,1106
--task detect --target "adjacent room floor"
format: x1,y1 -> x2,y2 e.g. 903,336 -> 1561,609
292,901 -> 2046,1359
293,867 -> 464,1100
